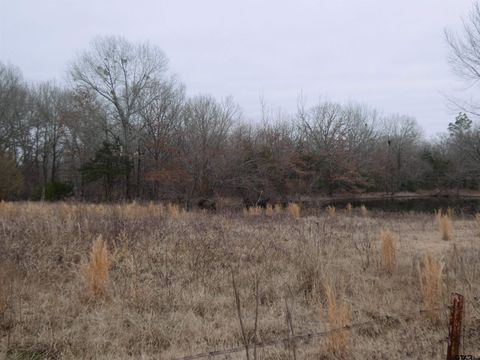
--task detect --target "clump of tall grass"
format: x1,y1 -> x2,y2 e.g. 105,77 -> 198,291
360,204 -> 368,217
84,235 -> 109,299
326,205 -> 336,217
446,207 -> 454,218
418,254 -> 443,321
438,213 -> 453,241
323,281 -> 350,357
265,204 -> 274,217
379,230 -> 396,274
274,204 -> 283,215
287,202 -> 301,219
167,203 -> 182,218
147,201 -> 164,216
434,208 -> 442,225
345,203 -> 352,215
243,206 -> 263,216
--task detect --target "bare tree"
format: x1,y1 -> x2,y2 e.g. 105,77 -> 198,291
33,82 -> 69,183
0,62 -> 29,158
69,36 -> 169,199
296,100 -> 378,193
377,115 -> 423,193
62,88 -> 109,199
138,77 -> 186,198
181,95 -> 238,203
445,2 -> 480,116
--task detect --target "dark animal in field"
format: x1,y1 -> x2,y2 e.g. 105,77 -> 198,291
198,198 -> 216,211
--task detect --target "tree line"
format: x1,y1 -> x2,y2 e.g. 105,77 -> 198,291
1,33 -> 480,204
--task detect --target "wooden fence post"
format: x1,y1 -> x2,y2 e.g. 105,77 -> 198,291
446,293 -> 464,360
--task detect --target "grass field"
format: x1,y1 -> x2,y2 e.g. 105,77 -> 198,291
0,202 -> 479,359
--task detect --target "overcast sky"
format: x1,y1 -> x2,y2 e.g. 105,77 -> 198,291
0,0 -> 475,136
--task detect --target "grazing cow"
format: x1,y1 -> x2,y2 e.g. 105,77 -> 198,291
198,198 -> 216,211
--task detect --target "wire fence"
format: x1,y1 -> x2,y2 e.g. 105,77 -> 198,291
172,306 -> 451,360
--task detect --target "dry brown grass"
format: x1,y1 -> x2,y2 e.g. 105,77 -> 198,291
287,202 -> 301,219
379,230 -> 396,274
323,281 -> 350,357
244,206 -> 263,216
0,202 -> 479,359
84,235 -> 109,299
438,214 -> 453,241
167,202 -> 182,217
418,254 -> 444,321
0,263 -> 15,329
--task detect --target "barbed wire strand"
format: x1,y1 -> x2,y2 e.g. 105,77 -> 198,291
172,306 -> 448,360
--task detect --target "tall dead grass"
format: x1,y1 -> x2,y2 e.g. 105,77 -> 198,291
438,214 -> 453,241
244,206 -> 263,216
326,205 -> 336,217
360,204 -> 368,217
418,254 -> 443,321
84,235 -> 109,299
323,281 -> 350,357
379,230 -> 396,274
265,204 -> 274,217
1,202 -> 479,358
345,203 -> 352,215
274,204 -> 283,215
167,203 -> 182,218
287,202 -> 301,219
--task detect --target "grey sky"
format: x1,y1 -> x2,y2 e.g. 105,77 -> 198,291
0,0 -> 475,136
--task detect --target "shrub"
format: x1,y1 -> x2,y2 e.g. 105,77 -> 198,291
45,181 -> 74,201
33,181 -> 74,201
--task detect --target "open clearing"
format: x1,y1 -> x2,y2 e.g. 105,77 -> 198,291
1,202 -> 479,359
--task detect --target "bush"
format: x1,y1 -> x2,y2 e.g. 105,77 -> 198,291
33,181 -> 74,201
